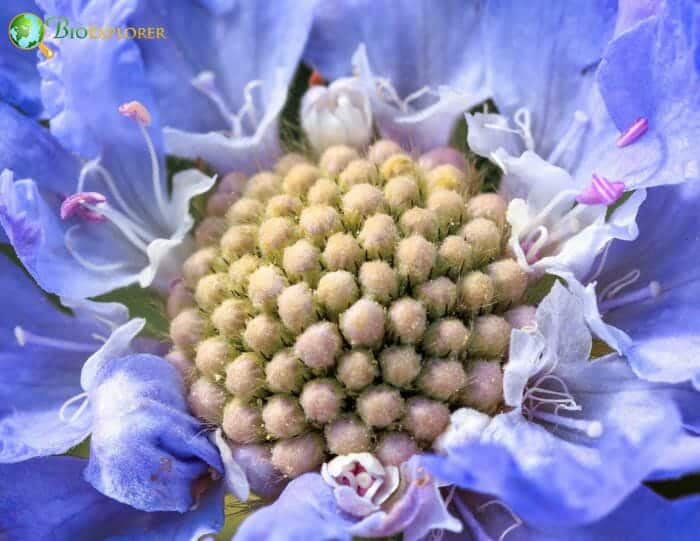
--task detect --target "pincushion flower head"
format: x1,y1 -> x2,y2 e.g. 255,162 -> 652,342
1,1 -> 700,540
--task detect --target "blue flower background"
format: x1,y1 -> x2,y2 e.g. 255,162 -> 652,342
1,0 -> 700,540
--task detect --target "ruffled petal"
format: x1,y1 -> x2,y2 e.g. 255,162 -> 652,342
305,0 -> 488,149
0,253 -> 139,462
235,473 -> 353,541
650,429 -> 700,481
597,0 -> 700,188
483,0 -> 617,160
0,456 -> 224,541
452,486 -> 700,541
0,2 -> 43,116
136,0 -> 315,172
582,181 -> 700,387
85,354 -> 222,512
350,456 -> 461,541
425,341 -> 682,527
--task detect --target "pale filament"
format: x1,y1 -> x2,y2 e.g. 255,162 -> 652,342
58,392 -> 89,424
14,326 -> 96,353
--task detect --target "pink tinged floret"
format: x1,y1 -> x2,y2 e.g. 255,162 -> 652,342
118,100 -> 152,126
575,174 -> 625,205
60,192 -> 107,222
616,117 -> 648,147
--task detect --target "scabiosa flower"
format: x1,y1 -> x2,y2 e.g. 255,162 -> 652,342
1,0 -> 700,539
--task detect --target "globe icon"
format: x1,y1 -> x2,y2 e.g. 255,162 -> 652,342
8,12 -> 45,50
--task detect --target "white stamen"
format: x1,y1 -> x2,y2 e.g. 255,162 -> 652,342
530,410 -> 603,438
77,160 -> 144,226
14,326 -> 96,352
81,204 -> 152,252
374,78 -> 437,112
599,279 -> 662,313
599,269 -> 641,300
484,107 -> 534,150
587,241 -> 612,283
58,391 -> 89,424
547,110 -> 589,167
475,499 -> 523,541
137,123 -> 170,223
65,225 -> 132,273
490,151 -> 508,173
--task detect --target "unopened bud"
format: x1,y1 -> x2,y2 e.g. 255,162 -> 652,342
222,398 -> 264,444
396,235 -> 436,285
271,432 -> 326,478
340,298 -> 385,348
356,385 -> 405,428
402,397 -> 451,442
228,254 -> 261,293
243,314 -> 283,357
400,207 -> 439,241
467,193 -> 507,230
469,315 -> 511,358
319,145 -> 360,177
299,205 -> 341,245
359,261 -> 399,304
211,298 -> 249,337
338,159 -> 379,191
384,175 -> 420,214
387,297 -> 427,344
220,224 -> 258,260
342,183 -> 385,228
379,346 -> 421,388
324,416 -> 372,455
166,280 -> 194,319
265,194 -> 302,218
278,283 -> 317,334
283,239 -> 321,284
275,153 -> 309,176
283,163 -> 321,197
170,308 -> 205,353
195,216 -> 227,247
195,336 -> 230,376
308,177 -> 340,206
226,197 -> 264,225
438,236 -> 474,279
244,171 -> 281,201
300,378 -> 345,424
188,377 -> 226,424
358,213 -> 399,260
316,271 -> 360,315
322,232 -> 363,272
380,153 -> 416,179
183,247 -> 217,288
427,189 -> 465,233
458,360 -> 503,414
459,271 -> 495,313
368,139 -> 402,165
266,349 -> 308,394
425,164 -> 468,195
416,277 -> 457,318
419,147 -> 467,173
301,78 -> 372,154
487,259 -> 528,308
418,359 -> 467,401
423,319 -> 470,358
247,265 -> 287,312
294,321 -> 342,369
195,272 -> 231,310
375,432 -> 419,466
263,395 -> 307,439
337,349 -> 379,391
462,218 -> 502,265
258,217 -> 297,259
225,352 -> 265,398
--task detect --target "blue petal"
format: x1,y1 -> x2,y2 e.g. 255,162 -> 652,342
483,0 -> 617,160
585,181 -> 700,387
85,353 -> 223,512
0,456 -> 224,541
0,252 -> 139,463
135,0 -> 315,173
0,1 -> 43,116
305,0 -> 488,149
235,473 -> 353,541
424,355 -> 682,527
597,0 -> 700,188
650,429 -> 700,481
452,486 -> 700,541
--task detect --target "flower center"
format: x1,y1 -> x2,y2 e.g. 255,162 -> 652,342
167,141 -> 536,478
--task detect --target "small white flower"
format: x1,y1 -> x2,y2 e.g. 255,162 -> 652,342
321,452 -> 399,517
301,78 -> 373,153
